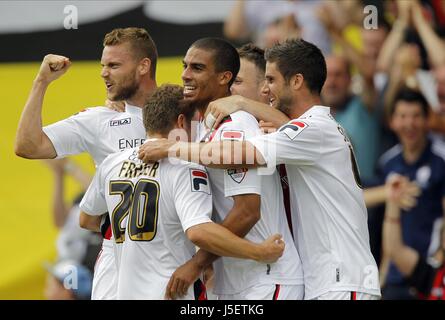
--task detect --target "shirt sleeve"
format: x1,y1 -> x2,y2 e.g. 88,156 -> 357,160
79,163 -> 108,216
249,119 -> 322,168
173,164 -> 213,232
215,113 -> 262,197
42,108 -> 98,158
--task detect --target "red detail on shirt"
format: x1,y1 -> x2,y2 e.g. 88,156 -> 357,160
278,164 -> 293,238
428,265 -> 445,300
290,121 -> 306,128
192,170 -> 208,179
104,225 -> 112,240
209,117 -> 233,142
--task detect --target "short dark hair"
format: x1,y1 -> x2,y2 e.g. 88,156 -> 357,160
143,84 -> 195,135
103,27 -> 158,78
238,43 -> 266,75
191,37 -> 240,87
265,39 -> 327,94
391,88 -> 430,117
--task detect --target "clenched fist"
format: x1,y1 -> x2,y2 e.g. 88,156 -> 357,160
36,54 -> 71,84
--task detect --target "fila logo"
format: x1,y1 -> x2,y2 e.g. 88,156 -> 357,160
190,169 -> 211,194
279,120 -> 308,140
221,130 -> 244,141
110,118 -> 131,127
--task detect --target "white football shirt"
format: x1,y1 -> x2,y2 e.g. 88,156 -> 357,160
249,105 -> 381,299
43,103 -> 146,167
80,147 -> 213,299
204,111 -> 304,295
43,102 -> 146,299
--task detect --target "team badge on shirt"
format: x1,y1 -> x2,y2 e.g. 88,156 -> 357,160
227,168 -> 248,184
221,130 -> 245,141
190,169 -> 211,194
279,120 -> 308,140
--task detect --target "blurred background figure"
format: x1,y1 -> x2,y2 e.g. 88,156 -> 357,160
44,260 -> 93,300
224,0 -> 331,53
42,158 -> 101,300
383,174 -> 445,300
376,88 -> 445,299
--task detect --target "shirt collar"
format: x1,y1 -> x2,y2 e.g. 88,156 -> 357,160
300,105 -> 331,118
125,102 -> 143,116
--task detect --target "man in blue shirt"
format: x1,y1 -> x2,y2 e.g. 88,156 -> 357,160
378,88 -> 445,299
322,55 -> 381,183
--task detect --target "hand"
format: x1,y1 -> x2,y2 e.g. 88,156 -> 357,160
385,174 -> 421,210
105,99 -> 125,112
257,234 -> 285,263
259,120 -> 277,134
205,95 -> 244,129
165,259 -> 203,300
36,54 -> 71,84
138,139 -> 175,163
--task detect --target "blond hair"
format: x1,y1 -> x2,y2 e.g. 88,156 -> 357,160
103,27 -> 157,78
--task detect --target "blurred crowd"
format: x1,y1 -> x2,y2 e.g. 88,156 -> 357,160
42,158 -> 101,300
223,0 -> 445,300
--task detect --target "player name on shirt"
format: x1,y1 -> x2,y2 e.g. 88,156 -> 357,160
118,160 -> 159,179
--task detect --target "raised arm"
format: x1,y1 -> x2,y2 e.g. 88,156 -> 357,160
15,54 -> 71,159
223,0 -> 250,41
412,1 -> 445,68
376,0 -> 411,73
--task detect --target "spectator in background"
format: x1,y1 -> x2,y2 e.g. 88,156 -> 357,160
223,0 -> 331,54
42,158 -> 101,300
383,176 -> 445,300
318,1 -> 390,93
378,0 -> 445,137
261,14 -> 301,49
44,260 -> 93,300
377,88 -> 445,299
321,55 -> 380,183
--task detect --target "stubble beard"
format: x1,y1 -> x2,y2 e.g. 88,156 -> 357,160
110,74 -> 139,102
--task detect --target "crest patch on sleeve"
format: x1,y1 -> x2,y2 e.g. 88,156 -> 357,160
278,121 -> 308,140
190,169 -> 211,194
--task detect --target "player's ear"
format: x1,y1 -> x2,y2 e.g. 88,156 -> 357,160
291,73 -> 304,91
177,114 -> 186,129
219,71 -> 233,86
139,58 -> 151,76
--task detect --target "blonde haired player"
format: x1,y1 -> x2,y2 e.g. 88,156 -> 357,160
15,27 -> 157,299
